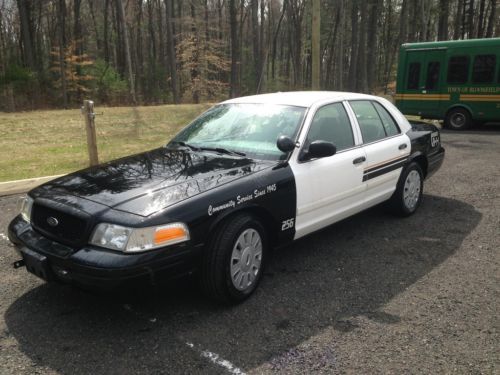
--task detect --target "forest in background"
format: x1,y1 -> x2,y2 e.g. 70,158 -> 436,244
0,0 -> 498,111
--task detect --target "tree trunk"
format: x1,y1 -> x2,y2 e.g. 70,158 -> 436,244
217,0 -> 223,40
477,0 -> 487,37
229,0 -> 240,97
347,0 -> 359,91
147,0 -> 157,101
271,1 -> 286,80
259,0 -> 265,92
420,0 -> 427,41
190,3 -> 200,104
157,0 -> 166,101
366,0 -> 380,92
116,0 -> 137,104
135,0 -> 144,100
453,0 -> 463,40
398,0 -> 408,44
58,0 -> 68,108
165,0 -> 179,103
467,0 -> 475,38
437,0 -> 449,40
204,0 -> 209,43
336,0 -> 344,90
287,2 -> 304,88
311,0 -> 320,90
88,0 -> 101,51
251,0 -> 261,92
356,1 -> 368,93
485,0 -> 497,37
74,0 -> 83,102
16,0 -> 35,71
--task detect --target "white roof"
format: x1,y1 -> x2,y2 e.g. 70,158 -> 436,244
222,91 -> 374,107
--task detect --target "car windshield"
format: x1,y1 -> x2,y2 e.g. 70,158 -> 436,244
168,103 -> 307,161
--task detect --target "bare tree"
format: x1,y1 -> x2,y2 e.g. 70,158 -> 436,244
229,0 -> 240,97
116,0 -> 136,104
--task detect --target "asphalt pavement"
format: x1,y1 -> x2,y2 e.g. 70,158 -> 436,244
0,127 -> 498,374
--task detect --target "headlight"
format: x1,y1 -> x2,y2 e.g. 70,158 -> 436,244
17,195 -> 34,222
89,222 -> 190,253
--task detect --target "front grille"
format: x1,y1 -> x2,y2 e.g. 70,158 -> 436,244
31,200 -> 92,247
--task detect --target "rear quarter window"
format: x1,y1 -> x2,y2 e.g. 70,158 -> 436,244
372,102 -> 400,137
350,101 -> 386,143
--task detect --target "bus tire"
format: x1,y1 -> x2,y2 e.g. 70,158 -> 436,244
445,108 -> 472,130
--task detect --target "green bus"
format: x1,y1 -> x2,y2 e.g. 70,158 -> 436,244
395,38 -> 500,130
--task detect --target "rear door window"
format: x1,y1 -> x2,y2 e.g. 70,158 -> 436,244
349,101 -> 387,143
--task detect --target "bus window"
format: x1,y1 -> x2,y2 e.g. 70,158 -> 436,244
447,56 -> 469,84
472,55 -> 496,83
407,63 -> 420,89
425,61 -> 440,90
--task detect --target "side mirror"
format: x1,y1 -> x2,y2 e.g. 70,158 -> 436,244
276,135 -> 296,152
307,140 -> 336,159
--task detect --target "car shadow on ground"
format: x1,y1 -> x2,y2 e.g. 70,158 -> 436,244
4,194 -> 481,374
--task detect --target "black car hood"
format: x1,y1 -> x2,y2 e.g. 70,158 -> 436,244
35,147 -> 273,216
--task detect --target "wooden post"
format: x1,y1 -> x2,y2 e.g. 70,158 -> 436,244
82,100 -> 99,166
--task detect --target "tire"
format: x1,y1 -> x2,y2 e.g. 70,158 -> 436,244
200,214 -> 267,304
444,108 -> 472,130
388,162 -> 424,217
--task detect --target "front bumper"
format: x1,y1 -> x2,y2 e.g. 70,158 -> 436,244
8,215 -> 200,289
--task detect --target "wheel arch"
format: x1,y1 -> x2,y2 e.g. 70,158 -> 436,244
207,205 -> 280,247
408,152 -> 428,178
445,104 -> 474,120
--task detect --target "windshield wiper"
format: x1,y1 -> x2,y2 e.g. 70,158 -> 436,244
169,141 -> 200,151
200,147 -> 246,157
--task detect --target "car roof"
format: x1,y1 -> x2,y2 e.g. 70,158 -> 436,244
222,91 -> 375,108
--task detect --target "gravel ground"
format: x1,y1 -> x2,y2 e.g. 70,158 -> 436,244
0,127 -> 498,374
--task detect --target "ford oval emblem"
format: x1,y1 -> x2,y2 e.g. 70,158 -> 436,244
47,217 -> 59,227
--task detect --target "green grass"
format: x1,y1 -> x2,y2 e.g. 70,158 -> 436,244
0,104 -> 212,182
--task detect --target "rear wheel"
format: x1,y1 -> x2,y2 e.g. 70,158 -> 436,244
388,162 -> 424,217
445,108 -> 472,130
200,214 -> 267,304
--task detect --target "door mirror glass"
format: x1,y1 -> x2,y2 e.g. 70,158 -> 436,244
307,140 -> 336,159
276,135 -> 296,152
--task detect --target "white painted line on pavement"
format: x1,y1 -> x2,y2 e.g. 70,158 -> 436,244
186,342 -> 245,375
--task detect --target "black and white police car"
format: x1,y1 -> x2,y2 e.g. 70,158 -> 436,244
9,91 -> 445,303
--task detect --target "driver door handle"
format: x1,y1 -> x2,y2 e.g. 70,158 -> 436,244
399,143 -> 407,150
353,156 -> 366,165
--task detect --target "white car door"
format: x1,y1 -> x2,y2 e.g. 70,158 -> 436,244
290,101 -> 367,239
348,100 -> 411,206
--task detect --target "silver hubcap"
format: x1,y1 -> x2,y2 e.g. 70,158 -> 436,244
403,170 -> 421,210
230,228 -> 262,292
451,113 -> 465,127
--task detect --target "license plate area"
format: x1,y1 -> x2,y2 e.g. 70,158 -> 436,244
21,247 -> 53,281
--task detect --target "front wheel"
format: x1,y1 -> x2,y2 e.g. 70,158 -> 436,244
445,108 -> 472,130
200,214 -> 267,304
388,162 -> 424,217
